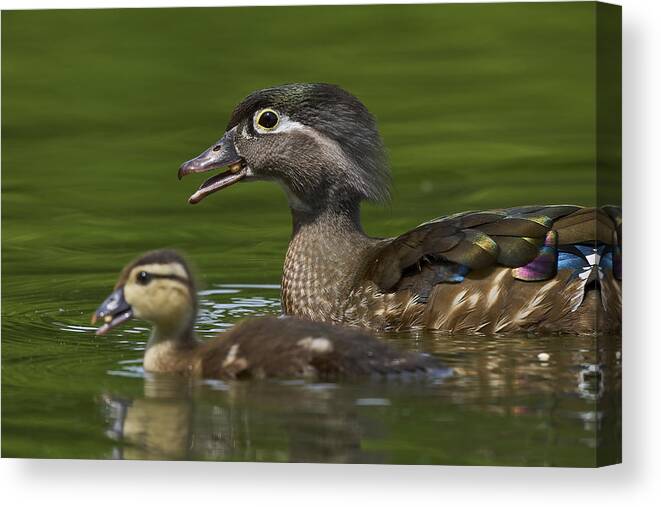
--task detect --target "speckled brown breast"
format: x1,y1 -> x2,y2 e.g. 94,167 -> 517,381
281,214 -> 377,323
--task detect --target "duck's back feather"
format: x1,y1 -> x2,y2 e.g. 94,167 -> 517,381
360,205 -> 621,334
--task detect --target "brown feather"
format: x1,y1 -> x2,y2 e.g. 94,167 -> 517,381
475,216 -> 551,237
196,316 -> 445,380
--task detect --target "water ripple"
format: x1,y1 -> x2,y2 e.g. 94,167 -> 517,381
3,281 -> 281,385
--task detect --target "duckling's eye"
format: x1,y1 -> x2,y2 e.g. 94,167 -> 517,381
136,271 -> 152,285
256,109 -> 279,131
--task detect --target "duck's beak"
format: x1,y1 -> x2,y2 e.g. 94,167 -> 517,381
178,127 -> 247,204
91,287 -> 134,336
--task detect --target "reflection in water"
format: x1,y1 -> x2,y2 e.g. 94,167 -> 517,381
103,376 -> 377,462
104,376 -> 194,460
100,311 -> 621,464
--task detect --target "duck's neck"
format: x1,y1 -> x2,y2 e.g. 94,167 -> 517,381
282,199 -> 376,321
143,319 -> 199,374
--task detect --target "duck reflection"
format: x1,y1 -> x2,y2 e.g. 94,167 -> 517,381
415,333 -> 622,404
416,332 -> 622,463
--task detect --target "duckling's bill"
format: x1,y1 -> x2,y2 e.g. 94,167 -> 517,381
92,286 -> 134,336
177,127 -> 247,204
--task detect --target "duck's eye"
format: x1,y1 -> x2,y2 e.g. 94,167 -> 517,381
136,271 -> 152,285
256,109 -> 279,130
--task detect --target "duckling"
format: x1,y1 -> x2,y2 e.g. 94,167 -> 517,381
178,83 -> 621,335
92,250 -> 448,379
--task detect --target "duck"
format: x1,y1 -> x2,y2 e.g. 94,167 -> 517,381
178,83 -> 621,335
92,249 -> 448,380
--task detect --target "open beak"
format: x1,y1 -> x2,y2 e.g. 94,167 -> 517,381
178,127 -> 247,204
91,287 -> 134,336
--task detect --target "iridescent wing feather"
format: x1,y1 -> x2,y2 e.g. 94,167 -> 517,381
365,205 -> 620,295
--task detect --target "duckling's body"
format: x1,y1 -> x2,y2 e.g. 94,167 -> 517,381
93,250 -> 448,380
179,83 -> 621,335
139,317 -> 443,379
193,316 -> 443,380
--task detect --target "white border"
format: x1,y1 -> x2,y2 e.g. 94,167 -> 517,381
2,0 -> 660,506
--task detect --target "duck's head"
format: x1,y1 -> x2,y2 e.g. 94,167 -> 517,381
92,250 -> 197,336
178,83 -> 390,211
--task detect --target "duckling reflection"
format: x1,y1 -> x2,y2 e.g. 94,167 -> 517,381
103,376 -> 193,460
92,250 -> 450,380
102,375 -> 400,462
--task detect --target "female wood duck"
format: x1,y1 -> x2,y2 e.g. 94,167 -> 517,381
178,83 -> 621,335
92,250 -> 448,379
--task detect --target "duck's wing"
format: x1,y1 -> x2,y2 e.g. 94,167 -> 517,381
364,205 -> 621,299
198,316 -> 449,380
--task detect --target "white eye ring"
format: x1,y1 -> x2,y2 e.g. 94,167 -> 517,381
254,108 -> 280,132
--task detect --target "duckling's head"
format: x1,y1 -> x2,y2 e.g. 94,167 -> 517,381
178,83 -> 390,210
93,250 -> 197,336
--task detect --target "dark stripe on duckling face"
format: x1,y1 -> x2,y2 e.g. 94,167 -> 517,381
134,270 -> 191,287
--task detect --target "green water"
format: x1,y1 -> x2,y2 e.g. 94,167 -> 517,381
2,3 -> 620,465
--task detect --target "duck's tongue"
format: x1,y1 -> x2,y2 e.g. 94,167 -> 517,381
188,163 -> 247,204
